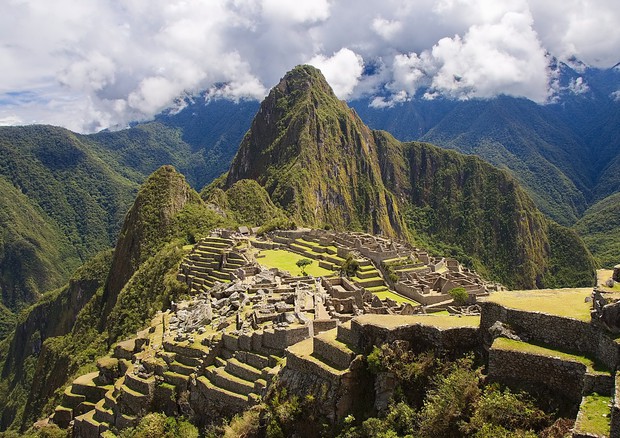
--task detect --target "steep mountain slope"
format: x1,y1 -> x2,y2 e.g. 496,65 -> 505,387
226,65 -> 405,237
91,98 -> 258,190
225,65 -> 596,289
0,175 -> 79,315
575,192 -> 620,267
0,102 -> 256,328
0,166 -> 235,432
0,126 -> 136,322
419,98 -> 591,224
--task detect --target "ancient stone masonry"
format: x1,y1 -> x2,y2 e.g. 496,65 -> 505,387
259,229 -> 501,309
49,230 -> 620,437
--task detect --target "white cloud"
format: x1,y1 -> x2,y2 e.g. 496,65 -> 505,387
0,0 -> 618,132
308,48 -> 364,99
372,18 -> 403,41
262,0 -> 330,24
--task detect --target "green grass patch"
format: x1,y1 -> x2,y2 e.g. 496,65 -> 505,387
485,288 -> 592,321
597,269 -> 620,293
296,238 -> 321,247
257,249 -> 333,277
493,338 -> 608,373
575,393 -> 611,436
373,290 -> 420,306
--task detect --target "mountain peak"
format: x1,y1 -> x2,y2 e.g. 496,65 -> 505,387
225,65 -> 404,236
274,64 -> 335,96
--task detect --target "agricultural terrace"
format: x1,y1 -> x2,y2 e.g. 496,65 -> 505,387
483,288 -> 592,322
492,338 -> 609,374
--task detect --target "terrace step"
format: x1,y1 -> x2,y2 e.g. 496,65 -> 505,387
124,373 -> 155,395
336,321 -> 358,347
117,412 -> 139,429
175,353 -> 203,368
52,406 -> 72,429
356,269 -> 381,279
169,360 -> 195,376
211,270 -> 232,281
74,401 -> 96,416
225,358 -> 262,382
74,409 -> 108,438
62,386 -> 86,409
93,398 -> 114,425
103,389 -> 118,410
286,338 -> 349,382
236,351 -> 271,369
163,371 -> 190,388
210,367 -> 255,396
312,328 -> 357,371
195,376 -> 248,408
118,384 -> 151,416
71,372 -> 110,402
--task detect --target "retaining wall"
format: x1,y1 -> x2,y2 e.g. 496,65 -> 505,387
480,302 -> 620,370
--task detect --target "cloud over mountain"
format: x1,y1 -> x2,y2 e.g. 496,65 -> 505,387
0,0 -> 618,132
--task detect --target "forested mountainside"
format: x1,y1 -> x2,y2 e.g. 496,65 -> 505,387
351,62 -> 620,232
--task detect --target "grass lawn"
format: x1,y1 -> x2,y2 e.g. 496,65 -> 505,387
257,249 -> 333,277
484,288 -> 592,321
575,393 -> 611,436
355,313 -> 480,329
492,338 -> 608,373
373,290 -> 420,306
597,269 -> 620,293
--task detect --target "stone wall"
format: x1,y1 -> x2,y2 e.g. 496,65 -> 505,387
611,371 -> 620,438
480,302 -> 620,370
395,282 -> 449,305
488,347 -> 586,415
350,319 -> 480,356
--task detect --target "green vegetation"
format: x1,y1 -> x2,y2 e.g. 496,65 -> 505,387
372,291 -> 419,306
485,288 -> 592,321
493,338 -> 608,373
205,179 -> 290,227
296,258 -> 313,276
574,393 -> 611,437
222,65 -> 595,290
449,287 -> 469,305
119,412 -> 198,438
257,250 -> 332,277
340,254 -> 360,279
0,166 -> 236,432
575,192 -> 620,267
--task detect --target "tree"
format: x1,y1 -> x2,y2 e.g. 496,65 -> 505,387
296,258 -> 312,276
340,254 -> 360,278
449,287 -> 469,306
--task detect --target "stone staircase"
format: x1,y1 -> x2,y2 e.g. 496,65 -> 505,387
177,237 -> 248,294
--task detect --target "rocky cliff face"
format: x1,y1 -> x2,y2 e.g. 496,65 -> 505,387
225,65 -> 596,289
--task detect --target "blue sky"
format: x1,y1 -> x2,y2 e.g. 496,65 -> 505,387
1,0 -> 619,132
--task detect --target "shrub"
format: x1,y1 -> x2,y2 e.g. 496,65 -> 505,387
449,287 -> 469,305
